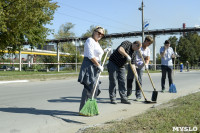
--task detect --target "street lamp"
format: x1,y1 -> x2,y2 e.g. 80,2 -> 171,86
138,0 -> 144,43
72,39 -> 83,72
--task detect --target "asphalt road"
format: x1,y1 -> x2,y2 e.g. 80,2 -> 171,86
0,70 -> 199,133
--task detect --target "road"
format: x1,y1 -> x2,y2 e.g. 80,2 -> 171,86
0,71 -> 199,133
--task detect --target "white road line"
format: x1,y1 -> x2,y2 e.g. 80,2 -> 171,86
0,80 -> 29,84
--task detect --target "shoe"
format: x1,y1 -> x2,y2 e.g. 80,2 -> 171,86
135,98 -> 142,101
162,88 -> 166,93
121,100 -> 131,104
97,89 -> 101,96
135,96 -> 142,101
111,100 -> 117,104
127,94 -> 132,99
162,89 -> 166,93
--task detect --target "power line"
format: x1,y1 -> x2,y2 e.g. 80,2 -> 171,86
58,2 -> 140,30
56,11 -> 133,32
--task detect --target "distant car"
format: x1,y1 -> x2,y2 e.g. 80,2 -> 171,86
10,66 -> 19,71
49,67 -> 56,71
49,67 -> 67,71
1,65 -> 11,71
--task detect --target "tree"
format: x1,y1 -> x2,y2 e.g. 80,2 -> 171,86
168,36 -> 178,50
156,53 -> 161,64
53,22 -> 80,69
177,32 -> 200,66
54,22 -> 76,55
0,0 -> 58,54
54,22 -> 75,39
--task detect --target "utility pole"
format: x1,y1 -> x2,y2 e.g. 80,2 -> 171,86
138,0 -> 144,42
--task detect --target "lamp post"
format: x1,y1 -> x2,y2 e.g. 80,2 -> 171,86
138,0 -> 144,42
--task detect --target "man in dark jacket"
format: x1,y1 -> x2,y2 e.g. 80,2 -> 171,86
107,40 -> 142,104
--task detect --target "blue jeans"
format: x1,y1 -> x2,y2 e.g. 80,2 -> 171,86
161,65 -> 173,90
107,61 -> 127,101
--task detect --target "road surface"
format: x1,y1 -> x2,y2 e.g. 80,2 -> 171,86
0,70 -> 199,133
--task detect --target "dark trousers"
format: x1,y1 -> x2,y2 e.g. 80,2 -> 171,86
107,61 -> 127,101
161,65 -> 173,89
127,64 -> 143,98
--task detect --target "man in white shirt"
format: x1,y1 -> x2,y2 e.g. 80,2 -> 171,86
160,40 -> 175,92
127,36 -> 153,101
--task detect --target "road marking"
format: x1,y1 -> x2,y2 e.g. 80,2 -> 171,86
0,80 -> 29,84
100,75 -> 109,78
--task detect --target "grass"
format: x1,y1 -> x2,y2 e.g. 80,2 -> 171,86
82,92 -> 200,133
0,71 -> 109,81
0,71 -> 78,81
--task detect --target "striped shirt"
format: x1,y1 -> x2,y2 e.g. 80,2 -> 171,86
109,41 -> 136,67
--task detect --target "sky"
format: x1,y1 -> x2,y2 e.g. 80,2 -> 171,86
46,0 -> 200,56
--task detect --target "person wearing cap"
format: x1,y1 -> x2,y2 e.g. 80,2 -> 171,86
160,40 -> 176,92
127,36 -> 153,101
107,40 -> 142,104
78,26 -> 105,112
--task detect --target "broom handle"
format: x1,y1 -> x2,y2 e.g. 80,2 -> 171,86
138,50 -> 156,91
173,47 -> 176,76
129,61 -> 148,101
91,50 -> 109,99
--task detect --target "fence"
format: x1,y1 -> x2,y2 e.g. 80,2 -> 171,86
0,62 -> 199,72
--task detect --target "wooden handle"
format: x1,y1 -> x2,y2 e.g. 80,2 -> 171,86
129,61 -> 147,100
138,50 -> 156,91
91,50 -> 109,99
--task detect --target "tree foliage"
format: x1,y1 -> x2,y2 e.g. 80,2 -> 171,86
156,33 -> 200,67
177,32 -> 200,66
166,33 -> 200,66
53,22 -> 79,67
0,0 -> 58,53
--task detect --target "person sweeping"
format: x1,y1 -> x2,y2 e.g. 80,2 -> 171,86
78,26 -> 106,116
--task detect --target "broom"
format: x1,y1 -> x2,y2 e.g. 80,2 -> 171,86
169,47 -> 177,93
79,48 -> 110,116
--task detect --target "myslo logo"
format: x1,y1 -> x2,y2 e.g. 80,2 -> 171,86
172,126 -> 198,132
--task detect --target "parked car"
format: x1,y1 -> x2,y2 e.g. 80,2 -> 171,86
49,67 -> 67,71
49,67 -> 56,71
10,67 -> 19,71
1,65 -> 11,71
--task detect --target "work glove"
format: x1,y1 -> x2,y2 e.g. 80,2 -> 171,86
97,65 -> 104,72
104,47 -> 111,52
136,61 -> 144,69
126,55 -> 131,62
145,64 -> 148,70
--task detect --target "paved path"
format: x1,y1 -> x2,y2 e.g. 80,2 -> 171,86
0,71 -> 199,133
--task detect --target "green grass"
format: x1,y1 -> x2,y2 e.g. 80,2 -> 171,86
0,71 -> 109,81
0,69 -> 160,81
0,71 -> 78,81
82,92 -> 200,133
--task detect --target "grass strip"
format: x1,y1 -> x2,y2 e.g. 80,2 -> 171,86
82,92 -> 200,133
0,71 -> 109,81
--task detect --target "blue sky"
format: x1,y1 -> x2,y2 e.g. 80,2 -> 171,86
46,0 -> 200,55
